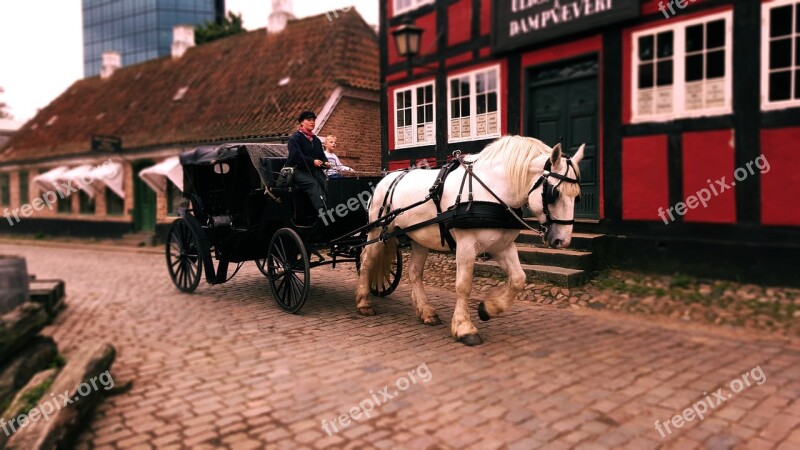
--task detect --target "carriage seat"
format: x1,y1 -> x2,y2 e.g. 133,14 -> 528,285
260,157 -> 291,194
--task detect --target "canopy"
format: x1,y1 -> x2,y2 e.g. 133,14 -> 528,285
56,165 -> 98,198
90,161 -> 125,199
180,143 -> 287,166
138,157 -> 183,194
32,166 -> 69,192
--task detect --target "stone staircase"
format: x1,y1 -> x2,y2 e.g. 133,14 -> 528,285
474,225 -> 606,287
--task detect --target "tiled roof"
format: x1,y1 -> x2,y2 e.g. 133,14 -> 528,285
1,8 -> 378,163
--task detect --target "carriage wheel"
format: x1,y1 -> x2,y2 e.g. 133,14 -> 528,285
267,228 -> 310,313
357,245 -> 403,297
255,257 -> 269,277
166,218 -> 203,293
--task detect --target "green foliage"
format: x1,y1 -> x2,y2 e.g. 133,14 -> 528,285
195,12 -> 245,45
12,378 -> 54,419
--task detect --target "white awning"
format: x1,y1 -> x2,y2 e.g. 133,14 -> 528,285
32,166 -> 69,192
56,165 -> 98,198
89,161 -> 124,199
138,156 -> 183,194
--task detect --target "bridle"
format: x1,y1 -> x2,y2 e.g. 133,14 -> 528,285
528,157 -> 582,236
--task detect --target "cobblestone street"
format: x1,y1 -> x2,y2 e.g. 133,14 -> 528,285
5,242 -> 800,449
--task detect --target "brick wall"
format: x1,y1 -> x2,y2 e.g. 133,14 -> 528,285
319,94 -> 382,174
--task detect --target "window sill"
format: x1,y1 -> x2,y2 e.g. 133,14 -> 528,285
448,134 -> 500,144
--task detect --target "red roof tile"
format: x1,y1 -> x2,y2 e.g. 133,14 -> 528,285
1,9 -> 378,163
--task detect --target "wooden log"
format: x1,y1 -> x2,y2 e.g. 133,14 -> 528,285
0,303 -> 49,364
0,336 -> 58,413
0,368 -> 58,448
0,257 -> 29,316
28,280 -> 66,321
5,343 -> 116,450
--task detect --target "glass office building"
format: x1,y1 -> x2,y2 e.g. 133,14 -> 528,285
83,0 -> 225,77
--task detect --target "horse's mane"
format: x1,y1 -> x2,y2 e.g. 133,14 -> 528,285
472,136 -> 552,197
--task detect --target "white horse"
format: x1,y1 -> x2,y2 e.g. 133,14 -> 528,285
355,135 -> 584,345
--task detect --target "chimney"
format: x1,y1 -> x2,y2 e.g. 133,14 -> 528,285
100,51 -> 121,79
268,0 -> 295,34
172,24 -> 195,59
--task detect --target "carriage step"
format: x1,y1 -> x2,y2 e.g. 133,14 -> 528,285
474,260 -> 589,287
516,230 -> 605,251
514,246 -> 595,270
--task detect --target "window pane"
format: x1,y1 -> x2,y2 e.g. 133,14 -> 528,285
638,35 -> 654,61
771,5 -> 793,38
404,110 -> 412,126
417,105 -> 424,122
657,32 -> 673,58
488,92 -> 497,112
450,79 -> 459,97
656,60 -> 673,86
706,50 -> 725,79
476,73 -> 485,93
405,90 -> 412,107
770,38 -> 792,69
769,70 -> 792,101
461,98 -> 470,116
451,99 -> 459,118
796,37 -> 800,69
639,63 -> 654,88
106,187 -> 124,215
706,20 -> 725,49
417,87 -> 424,104
797,4 -> 800,33
796,70 -> 800,99
396,91 -> 403,105
487,71 -> 497,91
477,95 -> 486,114
461,78 -> 470,95
686,54 -> 703,81
686,25 -> 703,53
426,104 -> 433,121
425,85 -> 433,102
397,110 -> 404,127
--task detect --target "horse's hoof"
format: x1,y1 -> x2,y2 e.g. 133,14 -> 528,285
457,334 -> 483,346
478,302 -> 491,321
358,307 -> 376,316
422,314 -> 442,326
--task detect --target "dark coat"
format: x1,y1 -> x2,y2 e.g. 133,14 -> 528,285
287,130 -> 328,171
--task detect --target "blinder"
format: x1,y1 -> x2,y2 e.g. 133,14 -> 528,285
528,156 -> 582,232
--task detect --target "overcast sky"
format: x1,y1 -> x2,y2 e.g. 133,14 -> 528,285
0,1 -> 378,123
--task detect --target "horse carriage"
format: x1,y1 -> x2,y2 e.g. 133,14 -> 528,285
165,143 -> 402,313
166,136 -> 584,345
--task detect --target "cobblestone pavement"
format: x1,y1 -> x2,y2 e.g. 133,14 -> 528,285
5,242 -> 800,449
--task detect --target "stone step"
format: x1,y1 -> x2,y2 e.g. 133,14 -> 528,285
474,260 -> 589,287
516,230 -> 605,251
515,246 -> 595,270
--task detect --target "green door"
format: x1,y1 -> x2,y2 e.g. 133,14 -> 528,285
527,58 -> 600,219
133,161 -> 156,231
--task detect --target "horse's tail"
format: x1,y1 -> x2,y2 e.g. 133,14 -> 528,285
369,237 -> 397,291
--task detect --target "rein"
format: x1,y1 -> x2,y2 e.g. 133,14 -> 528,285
528,158 -> 582,236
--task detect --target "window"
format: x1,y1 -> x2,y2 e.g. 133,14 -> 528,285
106,187 -> 124,216
394,81 -> 435,148
762,0 -> 800,109
79,191 -> 95,215
447,66 -> 501,142
632,12 -> 732,122
394,0 -> 434,16
18,171 -> 29,205
0,174 -> 9,205
58,196 -> 72,214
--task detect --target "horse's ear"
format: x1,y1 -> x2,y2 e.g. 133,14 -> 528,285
573,144 -> 586,164
550,143 -> 562,167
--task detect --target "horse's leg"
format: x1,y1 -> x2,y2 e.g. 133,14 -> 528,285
477,243 -> 527,321
354,230 -> 380,316
408,242 -> 441,325
451,240 -> 482,346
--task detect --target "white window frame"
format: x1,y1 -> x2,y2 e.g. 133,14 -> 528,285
632,11 -> 733,123
393,80 -> 436,149
394,0 -> 435,16
761,0 -> 800,110
447,65 -> 503,143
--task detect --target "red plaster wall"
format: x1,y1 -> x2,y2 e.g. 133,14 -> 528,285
622,135 -> 669,221
448,1 -> 471,46
761,127 -> 800,226
682,130 -> 736,223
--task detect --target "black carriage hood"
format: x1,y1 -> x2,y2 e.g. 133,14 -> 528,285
180,143 -> 288,166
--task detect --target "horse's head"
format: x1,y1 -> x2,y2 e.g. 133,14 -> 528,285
527,143 -> 584,249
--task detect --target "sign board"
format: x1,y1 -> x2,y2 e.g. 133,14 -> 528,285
91,135 -> 122,153
492,0 -> 639,53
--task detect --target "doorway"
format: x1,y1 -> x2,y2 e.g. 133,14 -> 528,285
526,57 -> 600,219
133,160 -> 156,232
